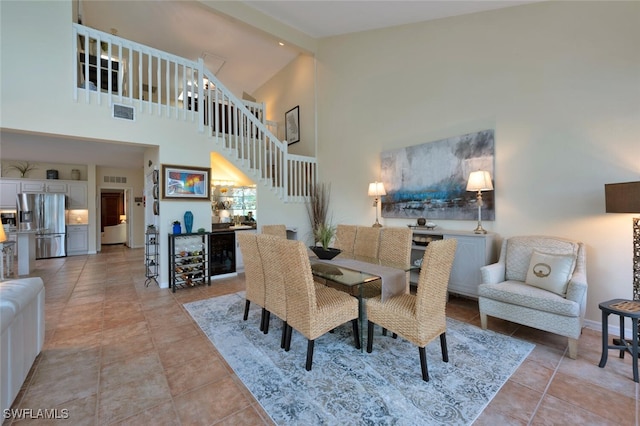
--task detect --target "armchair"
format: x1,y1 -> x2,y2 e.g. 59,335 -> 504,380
478,236 -> 587,359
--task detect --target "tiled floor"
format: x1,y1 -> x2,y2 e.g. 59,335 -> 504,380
4,244 -> 639,425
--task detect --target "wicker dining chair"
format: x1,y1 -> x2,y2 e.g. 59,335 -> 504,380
353,226 -> 381,263
261,224 -> 287,239
237,233 -> 267,331
256,234 -> 289,347
276,238 -> 361,371
334,224 -> 357,259
366,239 -> 457,381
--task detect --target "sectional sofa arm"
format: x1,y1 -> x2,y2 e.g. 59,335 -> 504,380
480,262 -> 506,285
565,272 -> 587,304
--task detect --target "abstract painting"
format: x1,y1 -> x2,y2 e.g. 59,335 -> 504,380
380,129 -> 495,221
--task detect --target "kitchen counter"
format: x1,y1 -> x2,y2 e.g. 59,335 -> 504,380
8,230 -> 36,275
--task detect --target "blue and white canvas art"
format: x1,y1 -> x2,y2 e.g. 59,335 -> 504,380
380,129 -> 495,221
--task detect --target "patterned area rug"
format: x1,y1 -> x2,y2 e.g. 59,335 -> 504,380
184,292 -> 534,425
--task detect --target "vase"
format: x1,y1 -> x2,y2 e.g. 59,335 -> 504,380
184,211 -> 193,233
172,223 -> 181,234
71,169 -> 81,180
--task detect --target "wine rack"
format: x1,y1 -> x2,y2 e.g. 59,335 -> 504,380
168,232 -> 211,292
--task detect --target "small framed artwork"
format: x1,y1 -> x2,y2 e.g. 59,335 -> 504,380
152,169 -> 159,184
285,105 -> 300,145
152,184 -> 159,200
161,164 -> 210,200
153,200 -> 159,216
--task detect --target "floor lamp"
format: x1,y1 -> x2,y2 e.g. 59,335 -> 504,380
368,181 -> 386,228
605,181 -> 640,301
466,170 -> 493,234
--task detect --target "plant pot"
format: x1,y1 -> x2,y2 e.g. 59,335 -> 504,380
310,246 -> 341,260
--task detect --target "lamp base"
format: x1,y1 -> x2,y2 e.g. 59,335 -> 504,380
473,223 -> 487,234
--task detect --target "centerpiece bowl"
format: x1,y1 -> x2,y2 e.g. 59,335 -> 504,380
309,246 -> 342,260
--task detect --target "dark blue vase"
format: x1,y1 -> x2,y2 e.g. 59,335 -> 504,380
184,211 -> 193,233
172,223 -> 181,234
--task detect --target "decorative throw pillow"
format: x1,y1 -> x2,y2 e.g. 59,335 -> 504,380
524,250 -> 576,296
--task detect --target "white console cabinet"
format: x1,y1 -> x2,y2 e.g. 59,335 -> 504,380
410,228 -> 497,298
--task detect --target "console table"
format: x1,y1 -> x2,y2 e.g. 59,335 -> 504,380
410,228 -> 497,298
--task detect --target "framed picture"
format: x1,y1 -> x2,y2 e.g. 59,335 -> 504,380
153,200 -> 159,215
161,164 -> 210,200
285,105 -> 300,145
152,169 -> 159,184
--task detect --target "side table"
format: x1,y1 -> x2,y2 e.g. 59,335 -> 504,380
598,299 -> 640,383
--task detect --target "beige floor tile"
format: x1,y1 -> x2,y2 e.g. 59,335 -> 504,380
165,356 -> 229,397
173,377 -> 251,425
481,380 -> 542,423
532,393 -> 621,426
112,401 -> 180,426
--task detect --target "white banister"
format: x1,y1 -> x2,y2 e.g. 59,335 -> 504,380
72,23 -> 316,202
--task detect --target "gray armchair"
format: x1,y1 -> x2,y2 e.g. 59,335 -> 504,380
478,236 -> 587,359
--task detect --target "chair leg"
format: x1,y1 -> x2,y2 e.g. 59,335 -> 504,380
419,346 -> 429,382
392,333 -> 398,339
440,332 -> 449,362
284,324 -> 293,351
480,312 -> 488,329
367,321 -> 374,353
568,338 -> 578,359
263,312 -> 271,334
259,308 -> 266,331
351,319 -> 361,349
243,300 -> 250,321
382,327 -> 387,336
305,339 -> 315,371
281,321 -> 288,349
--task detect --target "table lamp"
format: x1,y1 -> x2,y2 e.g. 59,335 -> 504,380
605,181 -> 640,302
368,181 -> 386,228
466,170 -> 493,234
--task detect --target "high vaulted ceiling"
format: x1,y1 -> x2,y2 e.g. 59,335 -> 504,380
3,0 -> 538,169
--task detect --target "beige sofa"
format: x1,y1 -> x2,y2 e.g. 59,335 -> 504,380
102,223 -> 126,245
0,277 -> 45,413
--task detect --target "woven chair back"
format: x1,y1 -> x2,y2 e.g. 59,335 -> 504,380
415,239 -> 457,330
237,232 -> 265,306
257,234 -> 287,320
354,226 -> 381,262
378,226 -> 413,267
276,238 -> 318,336
261,224 -> 287,239
335,224 -> 357,258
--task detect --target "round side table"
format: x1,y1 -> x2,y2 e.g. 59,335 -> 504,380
598,299 -> 640,383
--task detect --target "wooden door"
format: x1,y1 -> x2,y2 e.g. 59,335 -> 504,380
101,192 -> 123,230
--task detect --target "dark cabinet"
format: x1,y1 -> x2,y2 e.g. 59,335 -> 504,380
209,231 -> 236,276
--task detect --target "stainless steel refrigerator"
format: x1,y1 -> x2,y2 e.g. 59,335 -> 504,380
17,193 -> 67,259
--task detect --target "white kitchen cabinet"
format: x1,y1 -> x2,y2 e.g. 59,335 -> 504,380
410,228 -> 497,298
67,225 -> 88,255
0,179 -> 20,209
21,180 -> 67,193
234,228 -> 257,272
67,182 -> 88,209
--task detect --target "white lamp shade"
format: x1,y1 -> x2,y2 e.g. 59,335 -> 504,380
368,181 -> 386,197
0,224 -> 6,243
466,171 -> 493,192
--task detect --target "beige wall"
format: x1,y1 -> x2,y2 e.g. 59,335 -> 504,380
254,53 -> 317,157
315,1 -> 640,325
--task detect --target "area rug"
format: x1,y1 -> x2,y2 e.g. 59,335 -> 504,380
184,292 -> 534,425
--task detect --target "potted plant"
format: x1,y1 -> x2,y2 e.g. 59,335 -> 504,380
6,161 -> 37,178
306,182 -> 341,260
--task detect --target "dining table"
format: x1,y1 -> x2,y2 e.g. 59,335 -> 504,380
309,256 -> 414,349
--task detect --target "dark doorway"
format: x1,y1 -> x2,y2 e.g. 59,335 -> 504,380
101,192 -> 124,231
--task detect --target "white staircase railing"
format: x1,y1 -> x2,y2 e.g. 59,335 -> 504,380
72,23 -> 316,202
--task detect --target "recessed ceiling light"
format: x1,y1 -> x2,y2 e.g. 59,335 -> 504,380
278,42 -> 284,46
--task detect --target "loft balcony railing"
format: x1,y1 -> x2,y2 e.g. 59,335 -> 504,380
72,23 -> 316,202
